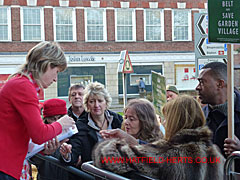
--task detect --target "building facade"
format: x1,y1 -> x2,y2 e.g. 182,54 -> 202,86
2,0 -> 238,102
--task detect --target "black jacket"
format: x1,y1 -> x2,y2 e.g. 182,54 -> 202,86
203,90 -> 240,156
68,106 -> 87,122
203,90 -> 240,171
61,110 -> 123,167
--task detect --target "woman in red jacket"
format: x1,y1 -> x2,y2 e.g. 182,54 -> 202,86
0,41 -> 75,180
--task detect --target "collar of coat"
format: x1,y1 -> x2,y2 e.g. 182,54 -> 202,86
166,126 -> 212,146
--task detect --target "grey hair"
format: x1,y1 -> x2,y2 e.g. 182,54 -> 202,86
83,82 -> 112,112
68,84 -> 85,99
9,41 -> 67,87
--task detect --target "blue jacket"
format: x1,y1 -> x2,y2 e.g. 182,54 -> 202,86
202,90 -> 240,157
139,80 -> 145,89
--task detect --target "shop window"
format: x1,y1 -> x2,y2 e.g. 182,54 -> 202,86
144,9 -> 164,41
172,10 -> 192,41
70,75 -> 93,87
54,8 -> 76,41
0,7 -> 11,41
130,74 -> 151,86
115,9 -> 136,42
118,64 -> 162,94
175,64 -> 198,90
85,8 -> 107,42
21,7 -> 44,41
58,66 -> 105,96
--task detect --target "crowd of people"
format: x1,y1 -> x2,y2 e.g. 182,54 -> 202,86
0,41 -> 238,180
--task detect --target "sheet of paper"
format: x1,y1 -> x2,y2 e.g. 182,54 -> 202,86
26,125 -> 78,159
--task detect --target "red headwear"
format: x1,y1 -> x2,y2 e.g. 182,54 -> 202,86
43,98 -> 67,118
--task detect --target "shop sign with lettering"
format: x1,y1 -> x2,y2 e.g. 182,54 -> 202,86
208,0 -> 240,43
68,56 -> 95,63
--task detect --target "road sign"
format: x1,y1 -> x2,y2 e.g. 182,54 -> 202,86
208,0 -> 240,43
117,50 -> 125,73
194,13 -> 227,76
198,58 -> 226,70
118,50 -> 133,73
197,14 -> 208,35
123,53 -> 133,73
197,37 -> 227,56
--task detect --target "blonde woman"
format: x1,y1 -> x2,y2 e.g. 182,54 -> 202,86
0,42 -> 75,180
60,82 -> 123,166
93,95 -> 225,180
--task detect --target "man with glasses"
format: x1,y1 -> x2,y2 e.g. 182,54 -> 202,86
68,84 -> 87,122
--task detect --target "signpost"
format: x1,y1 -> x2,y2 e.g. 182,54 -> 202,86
197,38 -> 227,56
118,50 -> 133,108
194,13 -> 227,76
208,0 -> 239,143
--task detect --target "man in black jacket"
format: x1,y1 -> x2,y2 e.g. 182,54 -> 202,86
196,62 -> 240,168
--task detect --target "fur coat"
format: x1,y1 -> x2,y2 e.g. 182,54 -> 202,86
92,126 -> 225,180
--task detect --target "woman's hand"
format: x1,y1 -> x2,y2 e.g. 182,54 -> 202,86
57,115 -> 75,130
100,129 -> 138,146
60,142 -> 72,159
43,137 -> 60,155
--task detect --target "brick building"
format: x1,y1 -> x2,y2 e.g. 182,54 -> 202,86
0,0 -> 239,102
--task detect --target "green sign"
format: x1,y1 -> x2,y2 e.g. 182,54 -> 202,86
208,0 -> 240,43
151,71 -> 166,118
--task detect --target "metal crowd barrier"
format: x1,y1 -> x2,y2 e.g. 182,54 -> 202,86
30,154 -> 94,180
81,161 -> 156,180
224,151 -> 240,180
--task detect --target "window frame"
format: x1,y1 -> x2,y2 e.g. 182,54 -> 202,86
20,7 -> 44,42
53,7 -> 76,42
172,9 -> 192,41
115,8 -> 136,42
84,8 -> 107,42
144,9 -> 164,42
130,74 -> 151,86
0,7 -> 11,42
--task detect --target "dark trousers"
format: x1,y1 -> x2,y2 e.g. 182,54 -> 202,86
0,171 -> 16,180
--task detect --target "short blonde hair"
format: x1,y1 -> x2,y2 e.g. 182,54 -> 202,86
163,95 -> 206,141
123,98 -> 162,142
83,82 -> 112,112
9,41 -> 67,87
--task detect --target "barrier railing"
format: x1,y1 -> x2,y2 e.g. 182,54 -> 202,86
29,154 -> 94,180
81,161 -> 156,180
224,151 -> 240,180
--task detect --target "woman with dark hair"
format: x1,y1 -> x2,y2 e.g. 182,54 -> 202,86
0,42 -> 75,180
122,98 -> 162,143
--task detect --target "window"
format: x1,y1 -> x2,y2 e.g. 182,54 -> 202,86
115,9 -> 136,41
70,75 -> 93,87
54,8 -> 76,41
0,7 -> 11,41
130,74 -> 151,86
172,10 -> 191,41
21,7 -> 44,41
144,9 -> 164,41
85,8 -> 106,42
118,64 -> 163,94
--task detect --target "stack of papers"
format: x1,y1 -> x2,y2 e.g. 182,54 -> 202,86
26,125 -> 78,159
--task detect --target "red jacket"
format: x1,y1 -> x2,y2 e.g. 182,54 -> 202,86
0,75 -> 62,179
